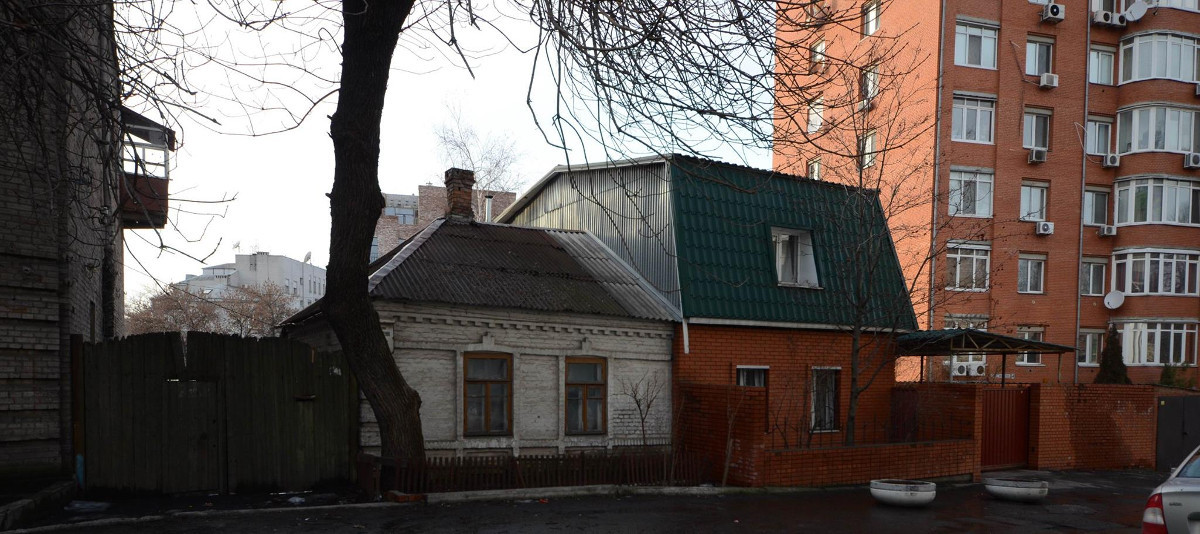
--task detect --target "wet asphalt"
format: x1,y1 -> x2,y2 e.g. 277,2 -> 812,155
26,469 -> 1164,533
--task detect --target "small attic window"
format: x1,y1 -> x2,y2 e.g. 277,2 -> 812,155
773,228 -> 819,288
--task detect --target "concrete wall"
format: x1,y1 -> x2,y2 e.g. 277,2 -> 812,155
291,302 -> 674,457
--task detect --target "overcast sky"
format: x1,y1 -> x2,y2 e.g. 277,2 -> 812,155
121,11 -> 770,301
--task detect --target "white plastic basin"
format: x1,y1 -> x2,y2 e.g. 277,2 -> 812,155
869,479 -> 937,507
983,478 -> 1049,502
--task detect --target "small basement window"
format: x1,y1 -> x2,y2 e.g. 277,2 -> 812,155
773,228 -> 819,288
736,366 -> 768,387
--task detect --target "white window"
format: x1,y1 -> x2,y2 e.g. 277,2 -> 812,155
1017,327 -> 1044,365
860,64 -> 880,104
1081,258 -> 1106,296
862,1 -> 879,36
952,97 -> 995,144
1118,321 -> 1198,365
1077,330 -> 1105,365
1086,118 -> 1112,156
1023,109 -> 1051,150
1025,38 -> 1054,76
1114,178 -> 1200,225
1117,106 -> 1200,155
808,158 -> 821,181
1093,0 -> 1118,10
807,97 -> 824,133
1089,47 -> 1115,85
1017,254 -> 1046,294
1020,182 -> 1048,222
1120,33 -> 1199,84
859,131 -> 877,169
1113,249 -> 1200,296
947,242 -> 990,291
737,366 -> 768,387
773,228 -> 820,287
1084,189 -> 1109,226
949,170 -> 994,217
955,22 -> 998,69
1151,0 -> 1200,9
810,40 -> 826,73
811,368 -> 840,431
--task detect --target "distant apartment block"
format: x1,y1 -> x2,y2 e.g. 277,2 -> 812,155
173,252 -> 326,308
372,185 -> 517,260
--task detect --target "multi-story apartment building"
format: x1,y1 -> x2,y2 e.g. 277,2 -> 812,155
173,252 -> 327,309
372,186 -> 517,260
775,0 -> 1200,385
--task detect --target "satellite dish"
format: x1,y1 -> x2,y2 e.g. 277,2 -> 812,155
232,240 -> 241,252
1125,0 -> 1148,21
1103,291 -> 1125,310
303,251 -> 312,263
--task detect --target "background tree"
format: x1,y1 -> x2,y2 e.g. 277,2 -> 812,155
126,287 -> 223,335
434,105 -> 524,217
127,282 -> 298,336
1095,325 -> 1131,385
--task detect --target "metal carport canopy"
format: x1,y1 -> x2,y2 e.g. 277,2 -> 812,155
896,329 -> 1076,355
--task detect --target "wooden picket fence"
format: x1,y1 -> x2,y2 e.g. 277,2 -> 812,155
358,451 -> 711,496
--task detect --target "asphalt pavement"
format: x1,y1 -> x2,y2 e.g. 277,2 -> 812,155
18,469 -> 1164,533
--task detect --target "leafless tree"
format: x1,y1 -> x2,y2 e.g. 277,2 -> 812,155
125,287 -> 223,335
435,105 -> 524,216
618,369 -> 666,448
126,282 -> 298,337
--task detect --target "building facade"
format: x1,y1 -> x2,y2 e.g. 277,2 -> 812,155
775,0 -> 1200,385
173,252 -> 327,309
372,186 -> 517,259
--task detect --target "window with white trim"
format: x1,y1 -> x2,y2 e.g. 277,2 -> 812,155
807,97 -> 824,134
859,130 -> 877,169
860,64 -> 880,105
1113,249 -> 1200,296
947,242 -> 990,290
1078,329 -> 1104,365
811,368 -> 840,431
1089,46 -> 1115,85
861,1 -> 879,36
1017,327 -> 1044,365
1148,0 -> 1199,10
1084,188 -> 1109,226
810,40 -> 826,73
737,366 -> 768,387
1115,178 -> 1200,225
1020,182 -> 1048,222
955,22 -> 998,69
773,228 -> 820,287
1025,37 -> 1054,76
1086,118 -> 1112,156
807,158 -> 821,181
1080,258 -> 1106,296
1117,106 -> 1200,155
1118,321 -> 1198,366
1119,33 -> 1199,84
1017,254 -> 1046,294
949,170 -> 993,217
1023,109 -> 1051,150
952,97 -> 995,144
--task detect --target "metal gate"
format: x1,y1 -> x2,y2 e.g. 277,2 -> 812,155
1157,396 -> 1200,472
982,388 -> 1030,470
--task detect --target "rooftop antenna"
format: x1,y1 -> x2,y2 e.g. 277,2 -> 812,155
303,251 -> 312,264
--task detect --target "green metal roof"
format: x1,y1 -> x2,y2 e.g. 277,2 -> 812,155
668,156 -> 917,331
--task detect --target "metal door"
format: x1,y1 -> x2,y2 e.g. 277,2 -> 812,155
982,388 -> 1030,470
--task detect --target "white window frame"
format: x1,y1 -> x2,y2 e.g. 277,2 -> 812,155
1020,181 -> 1048,222
1112,248 -> 1200,296
736,365 -> 768,387
1088,46 -> 1115,85
1119,33 -> 1199,85
860,64 -> 880,104
862,1 -> 879,36
1017,254 -> 1046,294
773,228 -> 820,288
807,97 -> 824,134
1023,108 -> 1052,150
1114,177 -> 1200,226
1077,329 -> 1105,366
946,241 -> 991,291
859,130 -> 877,169
1025,37 -> 1054,77
807,157 -> 821,181
1117,321 -> 1199,366
954,21 -> 998,69
1016,327 -> 1045,366
1083,188 -> 1109,226
952,97 -> 996,144
811,39 -> 826,73
948,169 -> 994,218
1080,258 -> 1107,296
1116,106 -> 1200,155
1086,117 -> 1113,156
811,366 -> 840,432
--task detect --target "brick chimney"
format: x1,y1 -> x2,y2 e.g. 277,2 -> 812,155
444,168 -> 475,223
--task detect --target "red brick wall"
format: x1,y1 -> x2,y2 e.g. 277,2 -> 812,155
763,440 -> 977,487
676,383 -> 768,486
1030,384 -> 1160,471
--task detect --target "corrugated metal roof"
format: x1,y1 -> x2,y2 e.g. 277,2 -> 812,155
897,329 -> 1077,355
367,221 -> 678,322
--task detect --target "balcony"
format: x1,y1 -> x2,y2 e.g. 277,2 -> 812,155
118,108 -> 174,229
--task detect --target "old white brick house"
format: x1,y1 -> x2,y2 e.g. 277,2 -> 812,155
284,170 -> 678,457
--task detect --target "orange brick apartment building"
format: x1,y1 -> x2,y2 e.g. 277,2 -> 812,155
776,0 -> 1200,386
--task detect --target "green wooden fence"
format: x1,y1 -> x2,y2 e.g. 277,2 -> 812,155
82,332 -> 357,494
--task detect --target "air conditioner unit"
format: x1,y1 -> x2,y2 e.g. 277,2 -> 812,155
1028,148 -> 1048,164
1042,2 -> 1065,23
970,363 -> 987,377
1035,221 -> 1055,235
1092,10 -> 1112,24
1039,73 -> 1059,88
1102,154 -> 1120,168
1114,12 -> 1128,26
1186,153 -> 1200,169
1098,225 -> 1118,237
952,362 -> 970,377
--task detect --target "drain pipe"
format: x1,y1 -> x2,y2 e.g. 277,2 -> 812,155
1073,17 -> 1094,385
923,0 -> 950,382
485,194 -> 495,222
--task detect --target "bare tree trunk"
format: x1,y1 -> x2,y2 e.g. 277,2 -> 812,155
324,0 -> 424,461
845,327 -> 861,446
